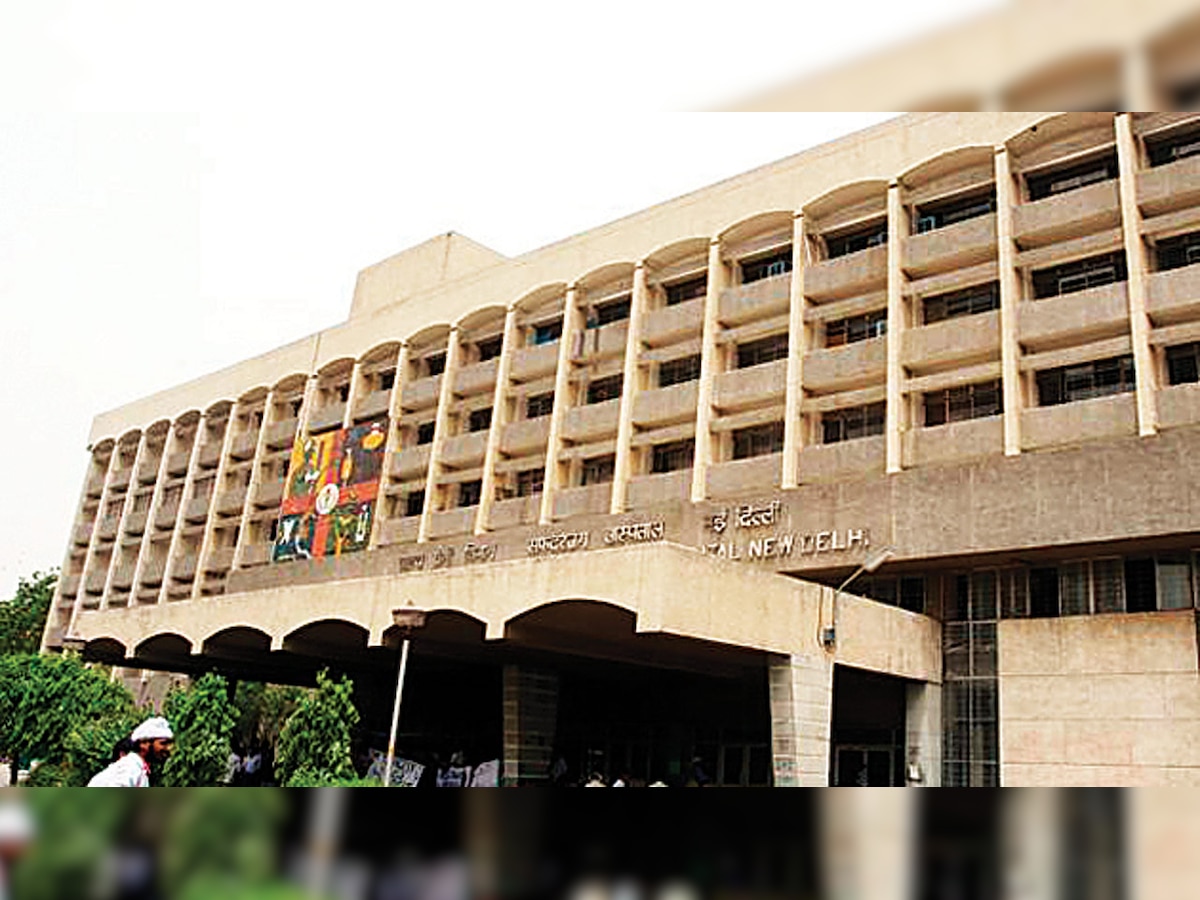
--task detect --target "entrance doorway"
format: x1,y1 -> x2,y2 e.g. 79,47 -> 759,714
830,665 -> 908,786
833,744 -> 896,786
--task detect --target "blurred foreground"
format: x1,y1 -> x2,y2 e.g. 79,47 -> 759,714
727,0 -> 1200,111
1,789 -> 1197,900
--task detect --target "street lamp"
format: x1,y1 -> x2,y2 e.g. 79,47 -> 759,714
383,604 -> 426,787
822,545 -> 896,649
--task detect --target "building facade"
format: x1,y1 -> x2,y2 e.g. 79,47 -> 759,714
45,111 -> 1200,787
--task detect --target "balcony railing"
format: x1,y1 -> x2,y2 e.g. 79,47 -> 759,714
718,273 -> 791,327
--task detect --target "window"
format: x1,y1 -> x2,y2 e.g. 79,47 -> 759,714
476,335 -> 504,361
1036,356 -> 1135,406
825,310 -> 887,347
1166,343 -> 1200,385
526,392 -> 555,418
416,421 -> 436,445
531,320 -> 562,346
590,296 -> 631,327
732,421 -> 784,459
1026,153 -> 1118,201
821,403 -> 885,444
515,468 -> 544,497
826,222 -> 887,259
651,439 -> 694,473
914,190 -> 996,233
404,490 -> 425,518
1029,567 -> 1059,618
467,407 -> 492,432
923,380 -> 1002,427
923,282 -> 999,324
458,480 -> 482,508
582,454 -> 615,485
424,353 -> 446,377
335,384 -> 350,403
586,374 -> 623,404
1124,558 -> 1156,613
741,248 -> 792,284
1031,252 -> 1127,299
1155,231 -> 1200,272
289,398 -> 303,417
658,354 -> 702,387
665,275 -> 706,306
379,369 -> 396,391
736,333 -> 789,369
1147,128 -> 1200,167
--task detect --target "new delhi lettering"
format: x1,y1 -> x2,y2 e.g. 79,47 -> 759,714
702,500 -> 867,561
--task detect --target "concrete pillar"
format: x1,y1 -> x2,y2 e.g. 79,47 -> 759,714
57,444 -> 118,645
821,789 -> 917,900
296,373 -> 320,436
233,389 -> 276,567
193,402 -> 240,598
611,262 -> 648,513
994,146 -> 1024,456
419,327 -> 462,542
130,428 -> 174,598
501,664 -> 559,787
100,433 -> 149,610
539,286 -> 582,525
341,361 -> 365,429
782,212 -> 808,489
768,652 -> 833,787
477,307 -> 519,533
885,181 -> 906,474
904,682 -> 941,787
161,415 -> 207,602
1001,789 -> 1062,900
367,342 -> 409,549
1116,112 -> 1159,438
1123,45 -> 1159,112
691,237 -> 728,502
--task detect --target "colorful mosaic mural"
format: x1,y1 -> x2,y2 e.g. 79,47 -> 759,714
273,418 -> 388,562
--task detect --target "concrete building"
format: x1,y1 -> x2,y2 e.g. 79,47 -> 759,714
44,111 -> 1200,787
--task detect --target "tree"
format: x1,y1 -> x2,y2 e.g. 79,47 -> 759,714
0,652 -> 138,785
161,673 -> 236,787
274,670 -> 360,787
233,681 -> 307,755
0,570 -> 56,656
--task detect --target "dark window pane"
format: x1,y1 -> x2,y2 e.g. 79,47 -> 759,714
581,455 -> 615,486
476,335 -> 504,361
741,248 -> 793,283
586,375 -> 623,404
1030,567 -> 1060,618
591,296 -> 631,327
468,408 -> 492,432
1125,558 -> 1157,612
970,571 -> 997,621
1092,558 -> 1124,614
515,468 -> 543,497
404,490 -> 425,518
425,353 -> 446,376
1166,343 -> 1200,385
1059,561 -> 1090,616
526,392 -> 555,418
915,190 -> 996,233
1031,252 -> 1128,299
665,275 -> 707,306
1026,154 -> 1118,201
827,222 -> 887,258
651,439 -> 694,474
732,422 -> 784,460
900,577 -> 925,614
416,421 -> 436,445
659,354 -> 702,387
736,333 -> 790,368
458,480 -> 482,508
532,320 -> 563,345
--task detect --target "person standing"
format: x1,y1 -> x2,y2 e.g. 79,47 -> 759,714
87,717 -> 174,787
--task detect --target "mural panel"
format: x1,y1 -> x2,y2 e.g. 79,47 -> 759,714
273,419 -> 388,562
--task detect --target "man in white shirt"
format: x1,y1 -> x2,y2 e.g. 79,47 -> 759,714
88,717 -> 174,787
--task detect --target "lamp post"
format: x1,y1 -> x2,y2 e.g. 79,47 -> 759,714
822,545 -> 896,649
383,605 -> 426,787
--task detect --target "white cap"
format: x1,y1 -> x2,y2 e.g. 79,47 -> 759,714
130,716 -> 173,742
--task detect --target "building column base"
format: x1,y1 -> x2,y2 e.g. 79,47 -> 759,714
769,652 -> 833,787
501,664 -> 559,787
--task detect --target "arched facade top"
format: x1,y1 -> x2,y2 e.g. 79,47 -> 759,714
512,282 -> 568,315
271,373 -> 308,394
199,624 -> 272,653
503,595 -> 641,629
85,636 -> 128,662
576,261 -> 636,296
134,632 -> 193,658
317,356 -> 355,379
644,236 -> 709,274
803,180 -> 889,231
236,385 -> 269,405
359,341 -> 402,366
720,210 -> 793,245
900,145 -> 996,192
91,437 -> 116,455
405,322 -> 452,350
117,428 -> 142,447
1005,111 -> 1116,168
203,399 -> 234,418
144,419 -> 171,440
1000,51 -> 1123,115
281,616 -> 371,645
455,304 -> 507,335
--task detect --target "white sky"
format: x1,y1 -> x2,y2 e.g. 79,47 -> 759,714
0,1 -> 1002,596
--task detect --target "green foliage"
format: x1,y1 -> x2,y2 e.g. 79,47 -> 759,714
274,669 -> 360,787
280,772 -> 380,787
161,673 -> 237,787
233,680 -> 307,753
159,789 -> 287,897
0,570 -> 56,656
10,789 -> 135,900
0,652 -> 138,785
